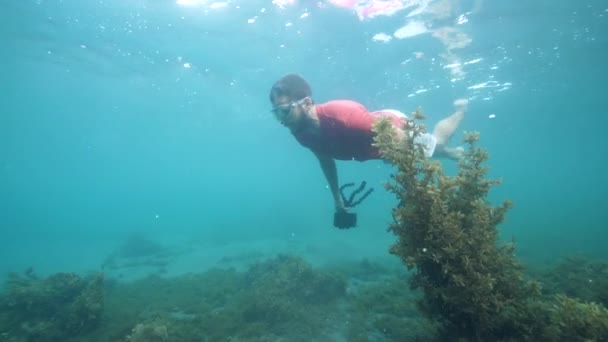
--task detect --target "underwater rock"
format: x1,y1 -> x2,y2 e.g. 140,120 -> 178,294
101,233 -> 172,277
117,233 -> 166,259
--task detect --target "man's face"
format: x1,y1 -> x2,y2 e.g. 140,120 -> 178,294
270,95 -> 307,128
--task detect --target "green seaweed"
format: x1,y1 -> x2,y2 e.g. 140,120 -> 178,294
2,249 -> 606,341
0,271 -> 104,341
372,115 -> 608,341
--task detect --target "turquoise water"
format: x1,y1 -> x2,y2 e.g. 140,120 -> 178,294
1,0 -> 607,288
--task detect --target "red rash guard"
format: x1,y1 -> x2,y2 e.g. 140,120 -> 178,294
293,100 -> 403,161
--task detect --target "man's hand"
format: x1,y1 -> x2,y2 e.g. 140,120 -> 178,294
335,197 -> 348,213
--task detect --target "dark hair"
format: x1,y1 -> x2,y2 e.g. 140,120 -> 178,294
269,73 -> 312,103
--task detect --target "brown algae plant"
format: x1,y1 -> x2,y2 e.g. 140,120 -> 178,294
372,114 -> 608,341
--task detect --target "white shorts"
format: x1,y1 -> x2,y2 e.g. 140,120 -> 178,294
373,109 -> 437,157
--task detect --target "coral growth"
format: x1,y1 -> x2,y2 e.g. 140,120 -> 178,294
125,321 -> 169,342
236,254 -> 347,336
539,256 -> 608,306
372,115 -> 608,340
0,271 -> 104,341
97,255 -> 347,341
346,276 -> 439,341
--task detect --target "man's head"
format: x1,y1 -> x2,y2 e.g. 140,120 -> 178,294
269,73 -> 314,129
269,73 -> 312,103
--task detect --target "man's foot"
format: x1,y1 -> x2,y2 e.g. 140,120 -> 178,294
454,98 -> 469,112
433,104 -> 466,146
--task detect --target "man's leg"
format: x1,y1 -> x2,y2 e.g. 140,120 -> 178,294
435,145 -> 465,160
432,99 -> 467,160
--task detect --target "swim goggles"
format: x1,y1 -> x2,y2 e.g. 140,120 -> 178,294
270,97 -> 309,119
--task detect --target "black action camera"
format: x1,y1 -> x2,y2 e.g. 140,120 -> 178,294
334,211 -> 357,229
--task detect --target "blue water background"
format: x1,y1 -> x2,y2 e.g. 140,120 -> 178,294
1,0 -> 607,278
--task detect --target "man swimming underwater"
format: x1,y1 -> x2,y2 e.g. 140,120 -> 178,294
269,73 -> 466,229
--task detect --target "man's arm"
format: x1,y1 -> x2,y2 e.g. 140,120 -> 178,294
314,152 -> 346,212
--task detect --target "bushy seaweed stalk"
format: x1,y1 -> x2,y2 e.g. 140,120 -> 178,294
373,116 -> 535,339
372,115 -> 608,341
